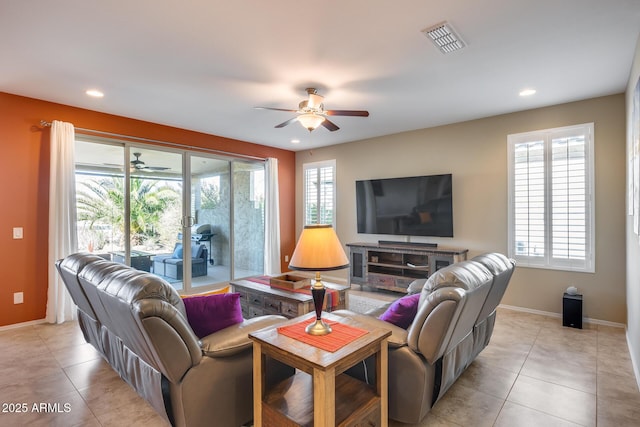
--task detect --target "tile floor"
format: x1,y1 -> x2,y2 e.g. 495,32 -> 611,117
0,306 -> 638,426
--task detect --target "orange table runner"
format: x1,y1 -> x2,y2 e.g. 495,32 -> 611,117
248,276 -> 340,310
277,319 -> 368,352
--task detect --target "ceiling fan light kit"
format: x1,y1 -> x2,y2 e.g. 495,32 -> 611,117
298,113 -> 326,131
306,92 -> 324,109
256,87 -> 369,133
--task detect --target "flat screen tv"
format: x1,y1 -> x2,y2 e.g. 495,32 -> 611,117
356,173 -> 453,237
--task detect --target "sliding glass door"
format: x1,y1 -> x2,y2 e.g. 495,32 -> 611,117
232,161 -> 265,279
186,156 -> 266,286
75,141 -> 126,257
189,154 -> 231,288
127,147 -> 184,287
74,138 -> 266,294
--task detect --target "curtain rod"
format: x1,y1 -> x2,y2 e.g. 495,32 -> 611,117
39,120 -> 267,162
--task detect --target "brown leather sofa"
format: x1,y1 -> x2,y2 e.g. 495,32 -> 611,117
333,252 -> 515,424
56,252 -> 293,427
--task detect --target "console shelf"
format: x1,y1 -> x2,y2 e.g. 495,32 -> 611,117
347,242 -> 468,293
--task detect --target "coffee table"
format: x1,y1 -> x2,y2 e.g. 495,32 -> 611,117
230,278 -> 349,319
109,250 -> 152,272
249,312 -> 391,427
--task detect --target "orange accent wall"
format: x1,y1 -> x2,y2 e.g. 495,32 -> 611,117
0,91 -> 296,327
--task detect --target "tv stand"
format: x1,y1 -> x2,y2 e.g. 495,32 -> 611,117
347,242 -> 468,293
378,240 -> 438,248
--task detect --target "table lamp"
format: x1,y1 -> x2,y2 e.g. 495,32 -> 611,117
288,225 -> 349,335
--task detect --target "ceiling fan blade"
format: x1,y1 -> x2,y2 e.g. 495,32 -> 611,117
321,119 -> 340,132
144,166 -> 170,171
275,117 -> 299,128
324,109 -> 370,117
255,107 -> 298,113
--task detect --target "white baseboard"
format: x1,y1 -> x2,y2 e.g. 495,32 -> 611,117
627,332 -> 640,391
0,318 -> 47,331
498,304 -> 626,329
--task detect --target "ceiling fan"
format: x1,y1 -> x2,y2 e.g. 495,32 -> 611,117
256,88 -> 369,132
130,152 -> 170,171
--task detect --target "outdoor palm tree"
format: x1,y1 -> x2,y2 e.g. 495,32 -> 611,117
77,176 -> 180,248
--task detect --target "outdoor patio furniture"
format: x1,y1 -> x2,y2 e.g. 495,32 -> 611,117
152,243 -> 208,280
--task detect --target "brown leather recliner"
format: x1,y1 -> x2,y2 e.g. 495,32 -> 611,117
469,253 -> 516,359
56,253 -> 293,427
333,252 -> 515,424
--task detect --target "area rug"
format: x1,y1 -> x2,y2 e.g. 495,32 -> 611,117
348,294 -> 389,314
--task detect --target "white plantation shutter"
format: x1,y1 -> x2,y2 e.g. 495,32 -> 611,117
303,160 -> 336,226
304,167 -> 318,224
551,133 -> 588,264
513,140 -> 545,258
508,124 -> 594,272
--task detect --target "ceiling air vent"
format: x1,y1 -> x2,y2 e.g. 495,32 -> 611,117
422,21 -> 465,54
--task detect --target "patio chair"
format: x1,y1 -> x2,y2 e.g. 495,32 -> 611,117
152,243 -> 208,280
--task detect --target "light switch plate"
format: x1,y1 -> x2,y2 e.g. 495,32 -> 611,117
14,292 -> 24,304
13,227 -> 23,239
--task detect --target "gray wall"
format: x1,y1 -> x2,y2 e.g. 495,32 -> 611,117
626,33 -> 640,388
295,94 -> 626,324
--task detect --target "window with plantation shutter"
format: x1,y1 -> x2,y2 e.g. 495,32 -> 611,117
303,160 -> 336,226
507,123 -> 594,272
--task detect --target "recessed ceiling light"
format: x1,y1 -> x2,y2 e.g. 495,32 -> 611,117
86,89 -> 104,98
519,89 -> 536,97
291,139 -> 300,144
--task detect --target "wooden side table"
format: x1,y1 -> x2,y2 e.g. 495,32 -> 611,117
249,312 -> 391,427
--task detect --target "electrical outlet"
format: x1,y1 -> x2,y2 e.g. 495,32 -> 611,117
14,292 -> 24,304
13,227 -> 23,239
284,255 -> 289,262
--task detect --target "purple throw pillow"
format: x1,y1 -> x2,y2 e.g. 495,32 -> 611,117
378,293 -> 421,329
183,292 -> 243,338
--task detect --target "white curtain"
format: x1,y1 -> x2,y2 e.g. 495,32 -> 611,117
264,158 -> 281,275
46,120 -> 78,324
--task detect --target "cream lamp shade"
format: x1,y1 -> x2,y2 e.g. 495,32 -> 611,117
288,225 -> 349,273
